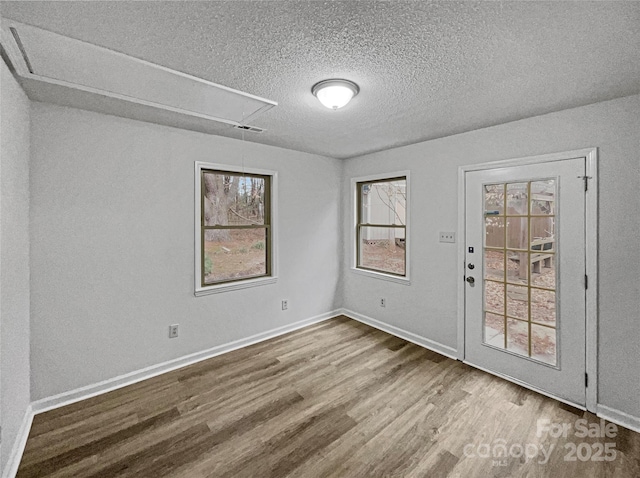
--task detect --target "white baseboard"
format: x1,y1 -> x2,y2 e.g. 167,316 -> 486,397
2,404 -> 34,478
340,308 -> 458,360
31,310 -> 340,415
18,306 -> 640,477
597,404 -> 640,433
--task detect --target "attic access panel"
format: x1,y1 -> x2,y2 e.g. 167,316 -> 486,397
1,20 -> 276,127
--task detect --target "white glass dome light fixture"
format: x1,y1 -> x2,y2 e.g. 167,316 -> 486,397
312,79 -> 359,110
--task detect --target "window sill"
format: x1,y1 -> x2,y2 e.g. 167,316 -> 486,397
195,276 -> 278,296
350,267 -> 411,285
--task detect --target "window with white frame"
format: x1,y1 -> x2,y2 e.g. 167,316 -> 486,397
355,174 -> 408,278
195,162 -> 277,295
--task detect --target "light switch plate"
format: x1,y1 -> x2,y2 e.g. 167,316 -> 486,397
439,232 -> 456,243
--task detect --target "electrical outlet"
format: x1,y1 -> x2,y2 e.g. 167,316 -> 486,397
282,300 -> 288,310
439,232 -> 456,243
380,298 -> 386,308
169,324 -> 179,338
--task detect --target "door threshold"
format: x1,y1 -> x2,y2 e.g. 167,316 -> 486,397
463,359 -> 587,411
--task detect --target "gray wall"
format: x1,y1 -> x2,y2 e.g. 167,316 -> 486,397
29,103 -> 343,400
7,74 -> 640,454
0,60 -> 31,471
343,94 -> 640,420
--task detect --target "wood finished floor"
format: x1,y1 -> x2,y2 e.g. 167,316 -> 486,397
17,316 -> 640,477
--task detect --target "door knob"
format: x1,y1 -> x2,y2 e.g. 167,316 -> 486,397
466,276 -> 475,284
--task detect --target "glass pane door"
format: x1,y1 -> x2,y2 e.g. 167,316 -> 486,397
483,180 -> 557,365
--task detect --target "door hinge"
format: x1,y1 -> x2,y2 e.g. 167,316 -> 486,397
585,373 -> 589,387
585,274 -> 588,289
578,175 -> 592,191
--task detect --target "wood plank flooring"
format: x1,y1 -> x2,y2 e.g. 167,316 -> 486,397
17,316 -> 640,477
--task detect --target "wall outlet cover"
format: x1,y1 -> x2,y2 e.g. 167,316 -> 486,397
169,324 -> 179,338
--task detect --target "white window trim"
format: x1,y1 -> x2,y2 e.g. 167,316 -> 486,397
194,161 -> 278,296
350,170 -> 411,285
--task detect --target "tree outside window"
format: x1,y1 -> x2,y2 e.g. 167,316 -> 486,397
199,169 -> 272,287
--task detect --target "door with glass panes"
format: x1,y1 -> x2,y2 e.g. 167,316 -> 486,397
464,157 -> 586,405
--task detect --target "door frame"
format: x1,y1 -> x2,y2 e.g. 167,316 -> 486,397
456,148 -> 598,411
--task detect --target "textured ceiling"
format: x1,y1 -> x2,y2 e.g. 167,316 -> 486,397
2,1 -> 639,159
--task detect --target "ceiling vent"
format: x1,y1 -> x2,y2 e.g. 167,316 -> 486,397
0,20 -> 277,127
233,124 -> 266,133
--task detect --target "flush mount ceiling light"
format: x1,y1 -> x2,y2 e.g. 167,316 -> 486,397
312,79 -> 359,110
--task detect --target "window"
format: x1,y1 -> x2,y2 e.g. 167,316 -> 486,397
355,174 -> 408,280
195,163 -> 277,295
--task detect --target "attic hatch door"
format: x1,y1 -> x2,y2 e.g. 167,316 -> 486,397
1,19 -> 277,126
464,157 -> 587,406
